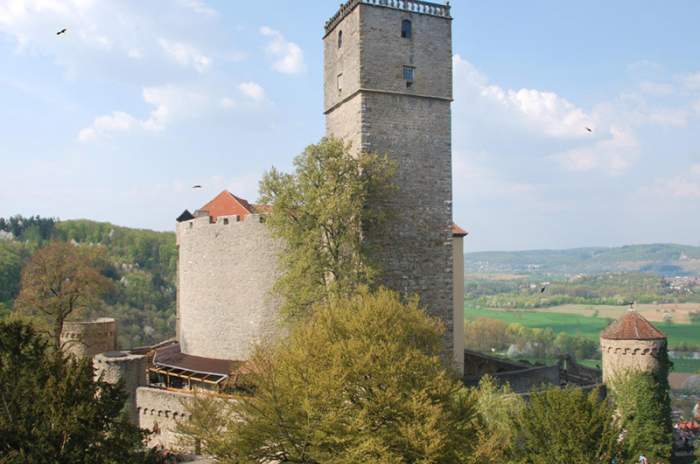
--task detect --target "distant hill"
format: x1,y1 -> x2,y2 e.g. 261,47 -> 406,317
0,216 -> 177,348
464,244 -> 700,276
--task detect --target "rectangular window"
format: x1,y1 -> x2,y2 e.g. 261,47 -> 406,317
337,73 -> 343,94
403,66 -> 415,82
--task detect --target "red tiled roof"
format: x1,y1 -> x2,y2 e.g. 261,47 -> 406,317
199,190 -> 256,219
601,310 -> 666,341
452,223 -> 468,237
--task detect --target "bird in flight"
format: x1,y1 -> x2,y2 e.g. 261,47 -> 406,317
192,185 -> 202,189
56,28 -> 67,35
585,127 -> 592,133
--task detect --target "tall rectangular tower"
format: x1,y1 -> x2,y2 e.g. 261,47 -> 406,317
324,0 -> 457,369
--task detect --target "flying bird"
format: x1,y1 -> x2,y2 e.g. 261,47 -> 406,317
192,185 -> 202,189
56,28 -> 67,35
585,127 -> 592,133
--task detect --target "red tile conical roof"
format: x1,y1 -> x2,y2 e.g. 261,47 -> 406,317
601,310 -> 666,341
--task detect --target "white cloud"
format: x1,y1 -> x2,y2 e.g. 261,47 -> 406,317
453,55 -> 594,139
681,72 -> 700,91
78,84 -> 209,141
259,26 -> 305,75
555,127 -> 638,175
176,0 -> 217,16
158,38 -> 211,73
220,97 -> 236,109
639,81 -> 674,97
127,48 -> 143,59
239,81 -> 265,101
651,176 -> 700,198
78,111 -> 139,141
691,164 -> 700,176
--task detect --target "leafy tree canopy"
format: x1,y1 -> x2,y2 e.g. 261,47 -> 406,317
259,137 -> 396,320
179,288 -> 479,463
514,387 -> 624,464
0,320 -> 156,463
14,241 -> 113,349
610,370 -> 673,463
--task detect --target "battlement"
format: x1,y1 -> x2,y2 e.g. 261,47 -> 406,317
61,317 -> 117,359
176,213 -> 267,246
325,0 -> 451,36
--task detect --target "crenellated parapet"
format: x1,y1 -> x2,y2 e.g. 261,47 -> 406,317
325,0 -> 451,36
60,317 -> 117,360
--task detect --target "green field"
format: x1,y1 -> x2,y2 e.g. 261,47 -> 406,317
465,305 -> 700,350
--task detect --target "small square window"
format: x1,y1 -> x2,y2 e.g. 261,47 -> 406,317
223,218 -> 229,225
403,66 -> 415,82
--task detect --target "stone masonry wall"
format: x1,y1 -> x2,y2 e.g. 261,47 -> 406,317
600,338 -> 667,383
136,387 -> 195,452
452,236 -> 465,373
177,214 -> 283,361
93,351 -> 147,423
324,3 -> 456,366
61,318 -> 117,359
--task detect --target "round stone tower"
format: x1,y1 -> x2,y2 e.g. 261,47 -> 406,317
176,191 -> 283,361
60,317 -> 118,359
600,310 -> 667,384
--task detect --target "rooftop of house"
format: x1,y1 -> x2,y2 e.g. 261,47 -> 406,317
452,223 -> 468,237
193,190 -> 268,220
601,310 -> 666,341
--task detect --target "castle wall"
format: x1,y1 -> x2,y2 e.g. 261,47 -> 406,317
93,351 -> 147,423
360,92 -> 454,359
176,214 -> 283,361
600,338 -> 667,384
61,317 -> 117,359
136,387 -> 194,452
324,3 -> 456,366
453,235 -> 465,374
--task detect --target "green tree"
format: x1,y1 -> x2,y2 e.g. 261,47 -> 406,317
513,387 -> 624,464
610,370 -> 673,463
0,241 -> 25,304
0,320 -> 156,463
469,375 -> 525,464
179,288 -> 479,463
14,241 -> 113,349
259,137 -> 396,320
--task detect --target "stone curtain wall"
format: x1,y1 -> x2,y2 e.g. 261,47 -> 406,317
176,214 -> 283,361
61,318 -> 117,359
324,2 -> 457,367
600,338 -> 667,383
93,351 -> 147,423
136,387 -> 195,452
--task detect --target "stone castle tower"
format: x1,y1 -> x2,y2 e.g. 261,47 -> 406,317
600,309 -> 667,384
323,0 -> 457,368
176,191 -> 282,361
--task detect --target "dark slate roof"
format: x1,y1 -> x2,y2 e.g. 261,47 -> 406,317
176,209 -> 195,222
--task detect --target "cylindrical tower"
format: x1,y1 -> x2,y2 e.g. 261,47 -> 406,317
60,317 -> 117,359
176,191 -> 283,361
600,310 -> 667,384
93,351 -> 147,424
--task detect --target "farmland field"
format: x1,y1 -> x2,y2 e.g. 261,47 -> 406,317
464,304 -> 700,349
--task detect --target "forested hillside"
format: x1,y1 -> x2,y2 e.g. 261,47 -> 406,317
464,243 -> 700,276
0,216 -> 176,348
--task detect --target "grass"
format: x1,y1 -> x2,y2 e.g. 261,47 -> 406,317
465,304 -> 700,366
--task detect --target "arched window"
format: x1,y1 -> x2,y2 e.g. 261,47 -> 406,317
401,19 -> 412,39
338,30 -> 343,48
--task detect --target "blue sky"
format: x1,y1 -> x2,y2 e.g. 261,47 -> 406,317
1,0 -> 699,252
